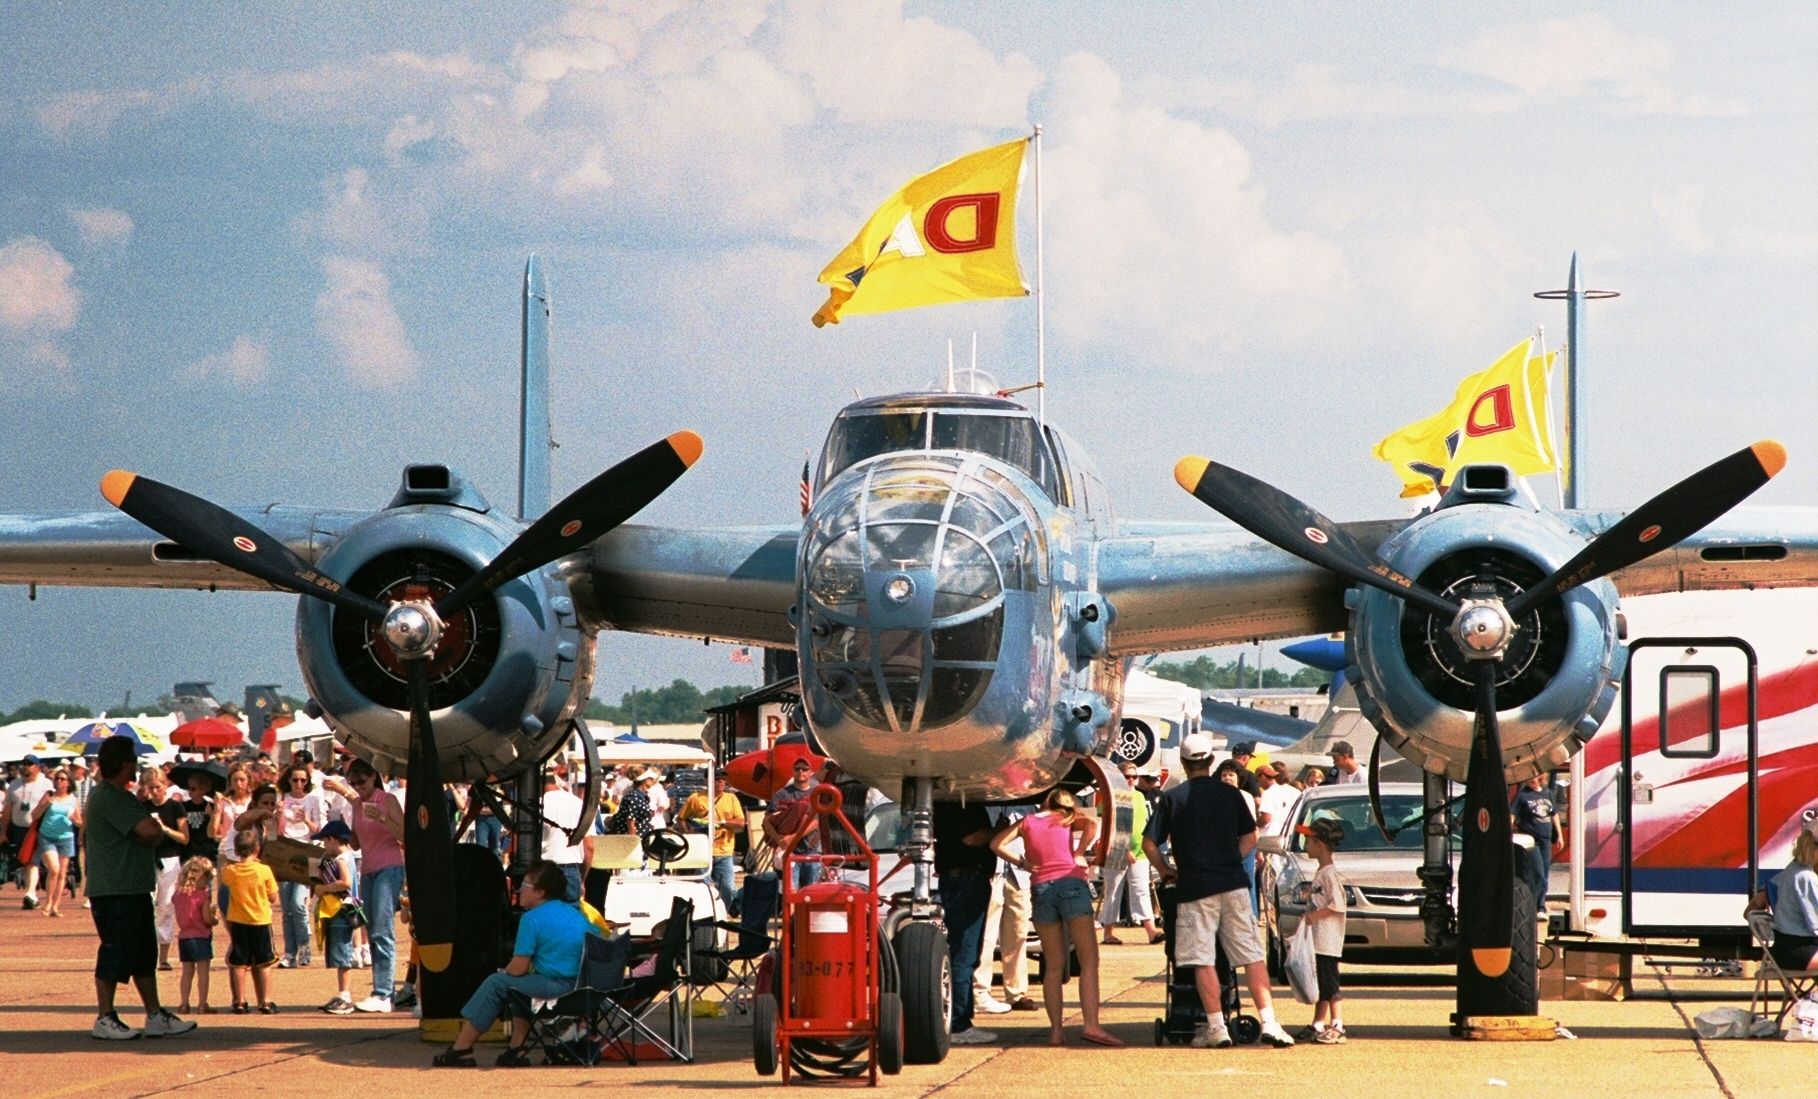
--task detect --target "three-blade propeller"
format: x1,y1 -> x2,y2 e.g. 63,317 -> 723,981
1174,440 -> 1784,977
101,429 -> 703,971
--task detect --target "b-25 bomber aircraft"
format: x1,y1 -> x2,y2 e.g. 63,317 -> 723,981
2,257 -> 1816,1053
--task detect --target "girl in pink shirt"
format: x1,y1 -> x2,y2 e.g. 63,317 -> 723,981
174,857 -> 220,1013
992,789 -> 1122,1048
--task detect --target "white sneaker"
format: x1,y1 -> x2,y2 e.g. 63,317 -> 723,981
1189,1024 -> 1233,1049
352,995 -> 393,1013
144,1009 -> 197,1038
949,1027 -> 997,1045
92,1013 -> 141,1040
1260,1021 -> 1296,1048
975,997 -> 1012,1014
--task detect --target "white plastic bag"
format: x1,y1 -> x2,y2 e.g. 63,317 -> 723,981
1286,925 -> 1319,1005
1693,1007 -> 1753,1039
1789,995 -> 1818,1042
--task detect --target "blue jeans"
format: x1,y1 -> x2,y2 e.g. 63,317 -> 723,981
711,855 -> 739,914
461,969 -> 574,1030
559,864 -> 582,904
361,864 -> 405,1000
472,816 -> 503,855
280,880 -> 311,961
1243,849 -> 1259,916
791,859 -> 822,891
943,872 -> 993,1034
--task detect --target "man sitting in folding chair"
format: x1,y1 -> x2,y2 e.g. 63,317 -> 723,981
1745,817 -> 1818,1029
432,861 -> 594,1068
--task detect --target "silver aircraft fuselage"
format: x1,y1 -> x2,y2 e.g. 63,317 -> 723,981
794,392 -> 1122,800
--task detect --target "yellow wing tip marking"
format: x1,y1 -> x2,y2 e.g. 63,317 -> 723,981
667,430 -> 704,468
1471,947 -> 1511,978
1173,456 -> 1210,494
418,942 -> 454,972
100,470 -> 136,507
1753,440 -> 1787,478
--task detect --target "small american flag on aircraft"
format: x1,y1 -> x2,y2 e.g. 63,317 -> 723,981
799,457 -> 813,517
730,646 -> 754,665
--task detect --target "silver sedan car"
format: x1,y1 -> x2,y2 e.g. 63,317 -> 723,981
1256,782 -> 1460,972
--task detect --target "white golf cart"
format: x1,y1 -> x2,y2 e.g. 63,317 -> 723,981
586,737 -> 730,972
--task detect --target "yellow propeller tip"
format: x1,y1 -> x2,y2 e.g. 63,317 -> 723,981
1471,946 -> 1512,978
418,942 -> 454,973
667,430 -> 704,468
1173,456 -> 1210,493
100,470 -> 137,507
1753,440 -> 1787,478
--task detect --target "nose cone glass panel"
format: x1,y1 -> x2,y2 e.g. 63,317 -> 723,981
804,458 -> 1039,734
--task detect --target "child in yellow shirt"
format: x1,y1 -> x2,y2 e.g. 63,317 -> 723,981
219,829 -> 280,1014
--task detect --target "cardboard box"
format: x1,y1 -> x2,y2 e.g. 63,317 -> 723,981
1562,976 -> 1629,1001
1563,949 -> 1630,980
261,835 -> 326,886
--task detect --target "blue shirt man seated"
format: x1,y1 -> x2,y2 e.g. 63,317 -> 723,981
433,859 -> 595,1067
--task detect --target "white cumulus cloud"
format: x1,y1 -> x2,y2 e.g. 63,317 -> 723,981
69,207 -> 136,248
182,336 -> 270,385
314,257 -> 421,387
1042,55 -> 1349,365
0,237 -> 81,331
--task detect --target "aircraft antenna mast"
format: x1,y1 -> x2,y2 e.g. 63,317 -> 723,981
1033,124 -> 1046,424
1534,253 -> 1619,509
519,255 -> 553,521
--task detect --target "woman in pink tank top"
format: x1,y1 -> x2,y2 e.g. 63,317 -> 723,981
991,789 -> 1124,1048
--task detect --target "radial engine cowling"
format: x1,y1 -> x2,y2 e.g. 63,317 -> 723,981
295,502 -> 592,782
1346,497 -> 1626,783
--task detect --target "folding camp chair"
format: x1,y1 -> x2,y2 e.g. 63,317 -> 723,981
698,873 -> 780,1013
514,931 -> 636,1066
599,896 -> 696,1063
1748,910 -> 1818,1031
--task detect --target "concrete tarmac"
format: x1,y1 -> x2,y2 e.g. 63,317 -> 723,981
1,900 -> 1808,1098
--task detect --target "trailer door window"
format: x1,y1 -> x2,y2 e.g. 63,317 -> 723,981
1658,664 -> 1720,759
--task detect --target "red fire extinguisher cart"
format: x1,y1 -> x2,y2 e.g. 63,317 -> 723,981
753,783 -> 903,1084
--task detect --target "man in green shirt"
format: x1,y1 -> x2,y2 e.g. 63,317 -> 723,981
85,735 -> 196,1040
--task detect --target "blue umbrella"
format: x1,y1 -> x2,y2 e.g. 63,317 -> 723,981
63,720 -> 163,756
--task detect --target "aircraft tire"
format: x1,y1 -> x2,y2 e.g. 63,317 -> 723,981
895,921 -> 951,1064
1455,877 -> 1539,1021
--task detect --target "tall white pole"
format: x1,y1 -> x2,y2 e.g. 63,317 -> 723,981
1033,125 -> 1046,423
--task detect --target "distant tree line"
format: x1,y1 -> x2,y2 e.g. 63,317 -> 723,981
583,679 -> 748,726
1148,656 -> 1330,691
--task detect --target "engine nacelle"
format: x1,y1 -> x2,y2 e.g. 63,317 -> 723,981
295,485 -> 592,782
1346,493 -> 1626,783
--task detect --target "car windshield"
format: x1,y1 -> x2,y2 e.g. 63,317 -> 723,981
1290,793 -> 1462,853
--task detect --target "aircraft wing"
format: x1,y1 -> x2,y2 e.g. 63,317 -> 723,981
1101,506 -> 1818,656
580,523 -> 800,648
1098,519 -> 1402,655
0,507 -> 366,591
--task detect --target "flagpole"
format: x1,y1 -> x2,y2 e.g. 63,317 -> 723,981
1033,124 -> 1046,424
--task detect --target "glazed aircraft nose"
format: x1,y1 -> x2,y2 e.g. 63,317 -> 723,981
801,456 -> 1039,735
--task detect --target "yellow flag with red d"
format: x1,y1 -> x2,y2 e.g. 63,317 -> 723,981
813,138 -> 1028,328
1373,339 -> 1559,498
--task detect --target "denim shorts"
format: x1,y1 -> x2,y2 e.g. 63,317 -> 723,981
41,834 -> 76,859
178,936 -> 214,963
1031,876 -> 1093,924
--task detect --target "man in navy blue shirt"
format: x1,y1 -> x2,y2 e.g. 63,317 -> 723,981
1511,775 -> 1562,916
1143,734 -> 1294,1049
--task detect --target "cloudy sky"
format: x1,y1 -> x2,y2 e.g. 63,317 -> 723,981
1,2 -> 1814,715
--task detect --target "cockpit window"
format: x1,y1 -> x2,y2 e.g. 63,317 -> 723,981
821,408 -> 1060,500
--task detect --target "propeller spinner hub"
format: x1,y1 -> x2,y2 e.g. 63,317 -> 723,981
1452,599 -> 1515,660
380,600 -> 444,660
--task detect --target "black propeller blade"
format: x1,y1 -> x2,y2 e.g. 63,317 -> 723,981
100,471 -> 388,622
401,659 -> 456,974
1173,457 -> 1460,619
1506,440 -> 1785,619
1457,663 -> 1514,977
435,430 -> 703,619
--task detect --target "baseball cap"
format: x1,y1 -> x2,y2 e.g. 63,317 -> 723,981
1329,741 -> 1356,758
1297,818 -> 1346,848
1179,733 -> 1214,761
22,753 -> 41,765
792,758 -> 813,772
311,820 -> 354,843
1229,741 -> 1256,757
